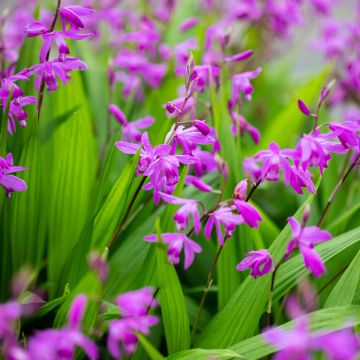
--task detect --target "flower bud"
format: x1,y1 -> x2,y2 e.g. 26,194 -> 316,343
108,104 -> 127,126
165,102 -> 177,114
194,120 -> 210,135
297,99 -> 312,116
88,250 -> 108,283
233,180 -> 248,200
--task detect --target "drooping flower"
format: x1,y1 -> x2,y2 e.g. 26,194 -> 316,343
230,67 -> 262,108
144,233 -> 202,269
236,250 -> 273,278
184,175 -> 212,193
286,216 -> 332,277
0,153 -> 27,198
109,104 -> 154,142
328,120 -> 360,150
204,204 -> 244,245
27,295 -> 98,360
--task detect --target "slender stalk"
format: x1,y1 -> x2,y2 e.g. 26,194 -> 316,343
317,152 -> 360,227
191,181 -> 262,342
266,257 -> 285,327
109,176 -> 147,248
37,0 -> 62,120
191,240 -> 226,341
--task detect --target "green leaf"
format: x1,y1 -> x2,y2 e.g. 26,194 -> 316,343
47,112 -> 97,296
229,305 -> 360,360
155,221 -> 191,354
324,249 -> 360,308
137,333 -> 165,360
91,151 -> 141,250
195,192 -> 316,348
167,348 -> 242,360
9,119 -> 46,273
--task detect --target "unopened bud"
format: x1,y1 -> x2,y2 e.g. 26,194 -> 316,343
186,77 -> 199,98
233,180 -> 248,200
319,79 -> 336,105
194,120 -> 210,135
297,99 -> 312,116
88,250 -> 108,283
108,104 -> 127,126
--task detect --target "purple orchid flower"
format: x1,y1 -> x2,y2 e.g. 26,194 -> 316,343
236,250 -> 273,278
185,175 -> 212,193
145,233 -> 202,269
109,104 -> 154,142
233,200 -> 262,228
59,6 -> 95,31
204,204 -> 244,246
170,124 -> 215,155
27,295 -> 98,360
329,120 -> 360,150
294,131 -> 347,174
264,317 -> 359,360
117,287 -> 157,317
28,57 -> 88,92
231,67 -> 262,108
287,216 -> 332,277
191,147 -> 218,177
0,153 -> 27,198
116,132 -> 171,176
229,112 -> 260,143
159,192 -> 202,234
108,288 -> 158,360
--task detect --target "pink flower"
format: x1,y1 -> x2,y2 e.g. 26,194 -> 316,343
233,200 -> 262,228
107,288 -> 158,360
159,192 -> 202,234
329,120 -> 360,150
170,124 -> 215,155
179,17 -> 198,32
264,318 -> 359,360
144,233 -> 202,269
204,205 -> 244,245
117,288 -> 157,317
236,250 -> 273,278
287,216 -> 332,277
0,153 -> 27,198
27,295 -> 98,360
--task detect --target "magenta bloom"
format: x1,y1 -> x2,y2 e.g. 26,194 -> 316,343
170,124 -> 215,155
116,131 -> 171,177
144,233 -> 202,269
185,175 -> 212,193
204,205 -> 244,245
294,131 -> 347,174
28,57 -> 88,92
109,104 -> 154,142
117,288 -> 157,317
233,200 -> 262,228
297,99 -> 312,116
287,217 -> 332,277
59,6 -> 95,30
179,17 -> 198,32
329,120 -> 360,150
229,112 -> 260,143
236,250 -> 273,278
0,153 -> 27,198
159,192 -> 201,235
231,67 -> 261,107
27,295 -> 98,360
264,318 -> 359,360
108,288 -> 158,360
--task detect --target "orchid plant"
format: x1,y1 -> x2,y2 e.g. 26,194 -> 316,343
0,0 -> 360,359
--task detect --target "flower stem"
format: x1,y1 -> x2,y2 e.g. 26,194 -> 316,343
109,175 -> 147,248
37,0 -> 62,120
266,257 -> 285,327
191,181 -> 261,342
317,152 -> 360,227
191,240 -> 225,342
